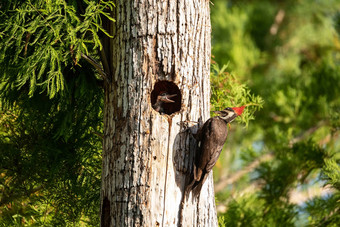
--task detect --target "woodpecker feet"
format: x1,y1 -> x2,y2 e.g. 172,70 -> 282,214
177,121 -> 196,132
178,121 -> 202,142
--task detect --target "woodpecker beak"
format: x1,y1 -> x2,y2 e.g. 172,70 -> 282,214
160,94 -> 177,103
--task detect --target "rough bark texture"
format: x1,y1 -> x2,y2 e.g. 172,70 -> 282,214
101,0 -> 216,226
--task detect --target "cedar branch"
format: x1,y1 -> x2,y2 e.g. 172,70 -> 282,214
81,53 -> 110,84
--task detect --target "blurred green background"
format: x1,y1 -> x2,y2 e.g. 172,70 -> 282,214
211,0 -> 340,226
1,0 -> 340,226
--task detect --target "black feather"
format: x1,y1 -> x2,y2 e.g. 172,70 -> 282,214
185,108 -> 237,197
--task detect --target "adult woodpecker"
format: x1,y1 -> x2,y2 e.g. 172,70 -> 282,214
152,92 -> 177,114
186,106 -> 245,197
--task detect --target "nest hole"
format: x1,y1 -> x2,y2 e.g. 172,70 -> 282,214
151,81 -> 182,115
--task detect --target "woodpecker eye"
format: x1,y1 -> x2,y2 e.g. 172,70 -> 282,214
217,109 -> 237,123
224,107 -> 234,112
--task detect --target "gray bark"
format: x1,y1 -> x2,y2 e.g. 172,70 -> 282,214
101,0 -> 216,226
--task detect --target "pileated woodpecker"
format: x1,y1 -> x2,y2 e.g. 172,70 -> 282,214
152,92 -> 177,114
186,106 -> 245,196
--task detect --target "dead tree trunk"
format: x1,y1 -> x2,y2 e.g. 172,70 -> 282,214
101,1 -> 216,226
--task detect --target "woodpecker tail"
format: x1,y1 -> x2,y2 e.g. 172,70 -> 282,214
184,171 -> 208,199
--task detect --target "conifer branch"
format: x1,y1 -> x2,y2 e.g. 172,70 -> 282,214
270,9 -> 285,35
215,153 -> 274,193
98,47 -> 111,78
92,130 -> 104,139
289,185 -> 334,205
81,53 -> 110,84
216,121 -> 329,193
216,184 -> 335,214
289,120 -> 328,147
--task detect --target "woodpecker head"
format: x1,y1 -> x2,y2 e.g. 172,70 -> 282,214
157,92 -> 177,103
214,106 -> 245,123
153,92 -> 177,113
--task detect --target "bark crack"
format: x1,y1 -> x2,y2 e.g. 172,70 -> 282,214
135,52 -> 145,226
161,119 -> 172,227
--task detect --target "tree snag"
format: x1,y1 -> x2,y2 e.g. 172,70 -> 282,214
101,1 -> 216,226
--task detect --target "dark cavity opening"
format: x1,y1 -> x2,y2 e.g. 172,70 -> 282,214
101,197 -> 111,227
151,80 -> 181,115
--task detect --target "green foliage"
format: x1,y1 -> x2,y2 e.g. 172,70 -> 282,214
219,194 -> 298,227
211,0 -> 340,226
210,63 -> 263,127
1,0 -> 340,226
211,2 -> 262,78
0,64 -> 103,226
0,0 -> 112,225
301,158 -> 340,226
323,159 -> 340,190
0,0 -> 114,99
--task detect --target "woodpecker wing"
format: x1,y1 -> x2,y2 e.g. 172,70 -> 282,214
196,117 -> 228,174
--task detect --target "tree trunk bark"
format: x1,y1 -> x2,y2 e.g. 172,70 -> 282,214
101,1 -> 216,226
